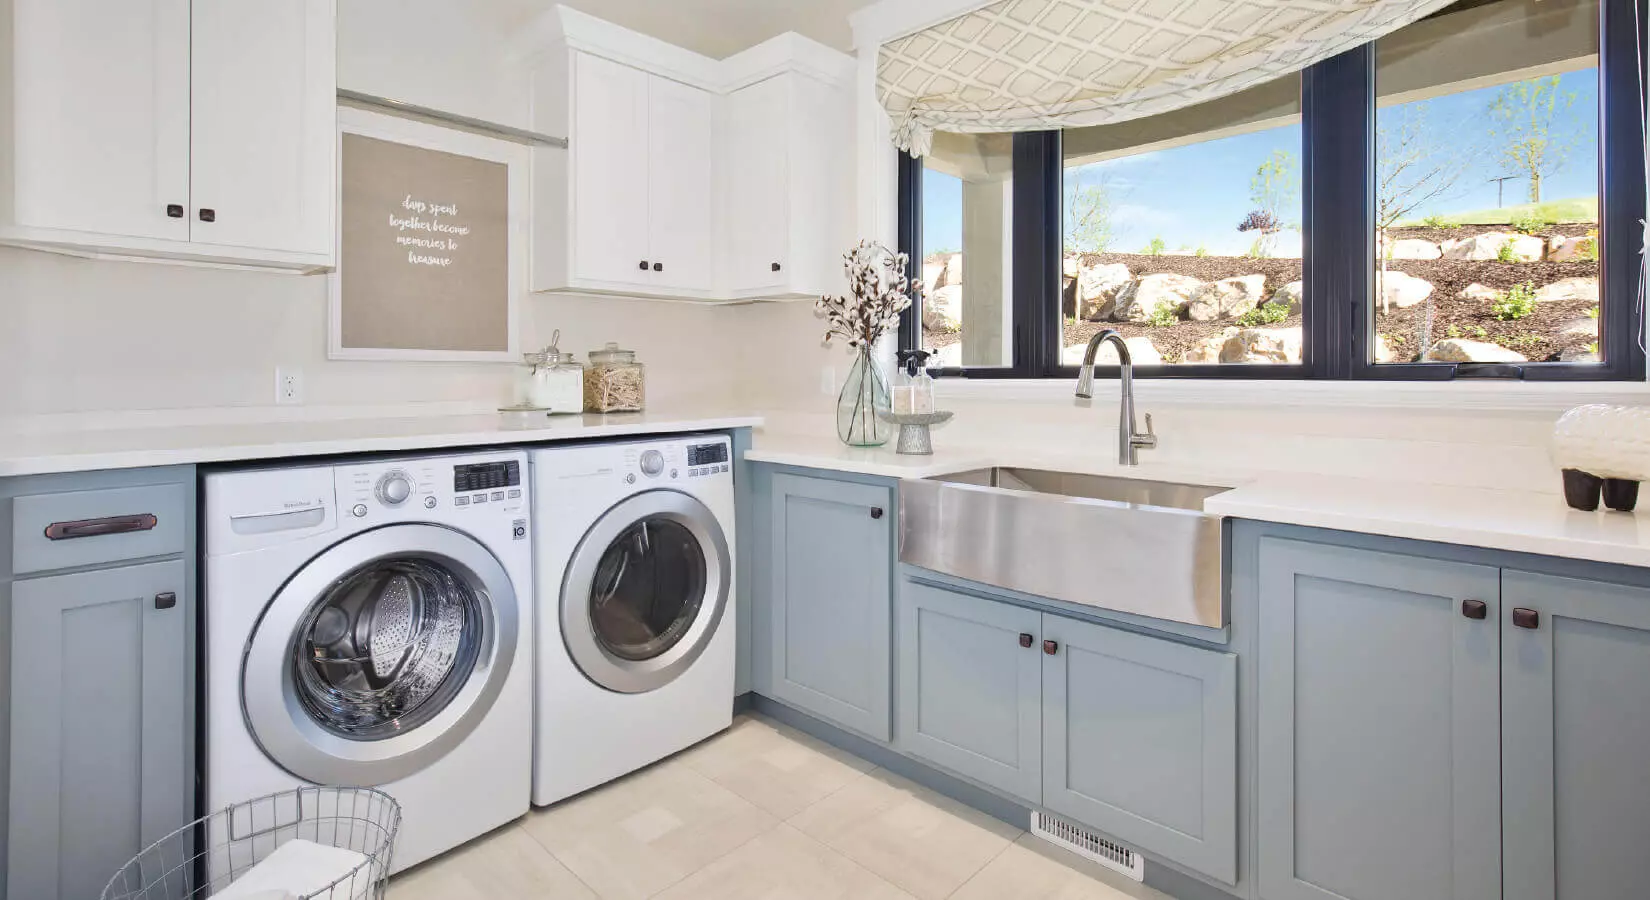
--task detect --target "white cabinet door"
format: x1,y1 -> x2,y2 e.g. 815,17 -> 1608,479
189,0 -> 335,257
725,76 -> 789,294
11,0 -> 191,242
571,52 -> 652,287
646,75 -> 717,293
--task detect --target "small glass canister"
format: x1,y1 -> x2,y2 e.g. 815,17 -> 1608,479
584,342 -> 646,412
515,350 -> 550,408
538,330 -> 585,414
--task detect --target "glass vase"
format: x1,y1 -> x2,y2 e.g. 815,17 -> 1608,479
836,346 -> 893,447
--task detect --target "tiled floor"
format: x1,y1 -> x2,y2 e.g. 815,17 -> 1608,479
392,713 -> 1176,900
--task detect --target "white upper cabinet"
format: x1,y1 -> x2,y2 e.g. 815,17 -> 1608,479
723,60 -> 852,300
646,75 -> 718,293
189,0 -> 335,258
527,7 -> 851,302
0,0 -> 336,270
7,0 -> 193,243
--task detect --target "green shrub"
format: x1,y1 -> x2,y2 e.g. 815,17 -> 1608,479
1587,341 -> 1600,354
1493,282 -> 1538,320
1581,229 -> 1600,262
1421,214 -> 1447,228
1495,239 -> 1521,263
1586,305 -> 1600,319
1194,244 -> 1208,257
1507,332 -> 1543,350
1446,324 -> 1462,339
1509,212 -> 1552,235
1473,325 -> 1488,338
1236,303 -> 1289,327
1141,236 -> 1166,256
1147,305 -> 1179,328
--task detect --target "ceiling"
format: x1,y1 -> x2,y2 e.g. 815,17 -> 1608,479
508,0 -> 869,58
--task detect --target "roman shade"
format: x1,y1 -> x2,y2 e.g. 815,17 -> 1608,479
879,0 -> 1460,156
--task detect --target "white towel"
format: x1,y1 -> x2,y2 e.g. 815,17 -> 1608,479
215,838 -> 370,899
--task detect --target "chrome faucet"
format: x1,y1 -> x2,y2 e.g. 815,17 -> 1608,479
1075,329 -> 1157,466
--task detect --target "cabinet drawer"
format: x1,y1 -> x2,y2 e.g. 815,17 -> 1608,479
13,483 -> 188,574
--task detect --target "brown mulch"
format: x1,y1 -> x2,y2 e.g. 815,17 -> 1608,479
923,222 -> 1601,362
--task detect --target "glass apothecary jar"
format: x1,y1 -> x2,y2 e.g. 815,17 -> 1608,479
538,331 -> 585,414
585,342 -> 646,412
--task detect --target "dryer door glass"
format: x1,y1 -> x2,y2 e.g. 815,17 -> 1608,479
294,557 -> 484,739
562,489 -> 732,694
589,517 -> 707,661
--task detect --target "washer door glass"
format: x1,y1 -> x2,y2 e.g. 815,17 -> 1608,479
242,524 -> 519,786
563,490 -> 730,694
590,517 -> 706,662
295,558 -> 483,739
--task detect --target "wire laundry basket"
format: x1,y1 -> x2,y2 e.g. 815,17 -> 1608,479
102,786 -> 401,900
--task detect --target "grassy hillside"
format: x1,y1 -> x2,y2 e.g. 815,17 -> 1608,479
1397,197 -> 1596,227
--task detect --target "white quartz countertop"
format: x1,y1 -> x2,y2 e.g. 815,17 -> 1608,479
0,410 -> 764,476
748,430 -> 1650,571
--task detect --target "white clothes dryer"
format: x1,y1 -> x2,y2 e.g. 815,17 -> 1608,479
203,450 -> 532,871
530,435 -> 735,806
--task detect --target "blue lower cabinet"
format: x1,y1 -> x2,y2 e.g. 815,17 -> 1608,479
1042,612 -> 1238,885
1502,571 -> 1650,900
1255,536 -> 1501,900
766,472 -> 894,740
895,580 -> 1043,803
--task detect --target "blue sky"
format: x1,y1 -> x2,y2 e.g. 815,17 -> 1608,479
923,70 -> 1599,257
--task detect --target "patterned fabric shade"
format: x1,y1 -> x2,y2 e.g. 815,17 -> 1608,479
878,0 -> 1459,156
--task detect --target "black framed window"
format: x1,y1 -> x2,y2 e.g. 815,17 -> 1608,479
898,0 -> 1646,381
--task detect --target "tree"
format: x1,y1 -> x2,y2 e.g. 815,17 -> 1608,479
1243,150 -> 1298,257
1376,101 -> 1465,331
1487,76 -> 1583,204
1064,170 -> 1116,254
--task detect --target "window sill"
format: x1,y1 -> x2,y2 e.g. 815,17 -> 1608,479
935,376 -> 1650,413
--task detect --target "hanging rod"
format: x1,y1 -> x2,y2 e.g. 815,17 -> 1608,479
337,89 -> 569,148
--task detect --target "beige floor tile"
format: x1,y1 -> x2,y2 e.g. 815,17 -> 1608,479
520,759 -> 778,900
390,822 -> 596,900
676,714 -> 876,819
788,767 -> 1022,900
951,833 -> 1179,900
652,824 -> 916,900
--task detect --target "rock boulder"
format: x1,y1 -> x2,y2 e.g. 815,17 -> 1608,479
1185,274 -> 1266,322
1062,336 -> 1163,366
1456,283 -> 1500,303
1387,238 -> 1442,260
1442,232 -> 1545,262
1271,280 -> 1304,313
925,284 -> 962,333
1219,327 -> 1303,364
1376,271 -> 1434,311
1076,263 -> 1133,321
1113,273 -> 1203,324
1422,339 -> 1527,363
1533,277 -> 1599,304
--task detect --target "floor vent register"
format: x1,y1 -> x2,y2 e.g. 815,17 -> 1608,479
1029,810 -> 1146,882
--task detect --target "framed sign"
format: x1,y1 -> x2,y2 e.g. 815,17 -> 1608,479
329,107 -> 527,361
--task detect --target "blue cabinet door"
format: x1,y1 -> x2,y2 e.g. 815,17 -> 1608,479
767,473 -> 894,740
1042,612 -> 1238,885
1502,570 -> 1650,900
895,578 -> 1042,802
8,559 -> 190,900
1256,537 -> 1500,900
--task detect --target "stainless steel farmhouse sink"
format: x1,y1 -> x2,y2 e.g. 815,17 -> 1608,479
899,468 -> 1231,628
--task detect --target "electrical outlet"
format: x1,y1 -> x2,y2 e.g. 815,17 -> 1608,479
819,365 -> 836,396
275,367 -> 303,405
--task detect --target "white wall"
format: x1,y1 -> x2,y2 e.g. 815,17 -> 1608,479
0,0 -> 743,421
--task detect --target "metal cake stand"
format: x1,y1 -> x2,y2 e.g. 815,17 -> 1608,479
876,410 -> 954,455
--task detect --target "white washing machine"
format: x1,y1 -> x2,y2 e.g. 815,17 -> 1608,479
530,435 -> 735,806
203,450 -> 533,871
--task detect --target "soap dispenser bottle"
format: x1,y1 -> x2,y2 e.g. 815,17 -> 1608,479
893,349 -> 934,415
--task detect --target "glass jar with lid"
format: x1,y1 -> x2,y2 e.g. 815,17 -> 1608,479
537,330 -> 585,414
584,342 -> 645,413
514,350 -> 550,409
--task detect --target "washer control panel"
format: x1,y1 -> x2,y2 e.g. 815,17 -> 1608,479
338,455 -> 526,519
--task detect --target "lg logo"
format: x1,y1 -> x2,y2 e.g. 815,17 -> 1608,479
512,519 -> 527,540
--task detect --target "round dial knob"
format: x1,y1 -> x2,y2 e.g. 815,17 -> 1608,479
639,449 -> 666,477
376,471 -> 413,505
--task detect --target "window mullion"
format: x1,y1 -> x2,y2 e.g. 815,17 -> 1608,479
1011,131 -> 1062,377
1303,46 -> 1374,380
